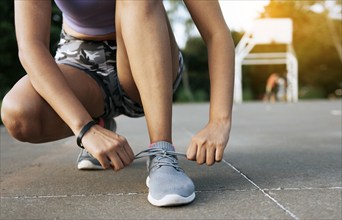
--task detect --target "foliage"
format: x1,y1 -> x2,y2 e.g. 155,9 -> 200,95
174,30 -> 243,102
259,0 -> 342,99
175,37 -> 210,102
1,0 -> 340,103
176,0 -> 341,101
0,1 -> 22,99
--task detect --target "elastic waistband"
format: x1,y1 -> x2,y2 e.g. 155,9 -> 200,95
60,29 -> 116,44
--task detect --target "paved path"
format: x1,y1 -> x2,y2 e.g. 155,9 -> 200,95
1,101 -> 341,219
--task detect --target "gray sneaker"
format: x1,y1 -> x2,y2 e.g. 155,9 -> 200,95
77,118 -> 116,170
77,148 -> 103,170
135,141 -> 195,206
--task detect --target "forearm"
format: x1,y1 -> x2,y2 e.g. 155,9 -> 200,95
14,1 -> 93,135
207,30 -> 235,123
18,42 -> 93,135
183,0 -> 234,164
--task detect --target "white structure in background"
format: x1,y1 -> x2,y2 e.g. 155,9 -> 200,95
234,18 -> 298,103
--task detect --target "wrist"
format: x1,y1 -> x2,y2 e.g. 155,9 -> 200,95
209,115 -> 232,130
209,101 -> 233,126
209,114 -> 232,124
76,120 -> 97,148
209,118 -> 231,128
69,116 -> 95,135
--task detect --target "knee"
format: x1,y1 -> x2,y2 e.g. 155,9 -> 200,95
1,93 -> 39,142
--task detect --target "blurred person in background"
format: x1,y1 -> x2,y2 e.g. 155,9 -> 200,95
264,72 -> 286,102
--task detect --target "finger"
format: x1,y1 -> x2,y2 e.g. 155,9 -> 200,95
107,152 -> 124,171
118,147 -> 133,166
96,153 -> 111,170
117,135 -> 134,161
215,145 -> 224,162
196,144 -> 206,165
186,142 -> 197,161
123,142 -> 135,161
206,145 -> 216,166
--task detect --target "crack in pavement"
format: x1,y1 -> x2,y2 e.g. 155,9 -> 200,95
1,186 -> 341,200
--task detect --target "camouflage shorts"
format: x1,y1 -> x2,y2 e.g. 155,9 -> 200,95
55,30 -> 183,119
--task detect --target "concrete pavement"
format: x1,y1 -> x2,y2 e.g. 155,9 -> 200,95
1,100 -> 341,219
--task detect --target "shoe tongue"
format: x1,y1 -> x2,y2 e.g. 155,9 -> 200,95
149,142 -> 178,171
151,141 -> 175,152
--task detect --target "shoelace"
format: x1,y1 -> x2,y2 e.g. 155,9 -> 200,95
134,147 -> 187,171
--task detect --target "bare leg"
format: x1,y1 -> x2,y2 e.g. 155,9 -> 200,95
115,1 -> 179,144
115,3 -> 197,206
1,64 -> 105,143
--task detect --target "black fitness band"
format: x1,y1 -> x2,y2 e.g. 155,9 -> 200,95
76,121 -> 97,148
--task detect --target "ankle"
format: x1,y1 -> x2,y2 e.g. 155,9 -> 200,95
149,141 -> 175,151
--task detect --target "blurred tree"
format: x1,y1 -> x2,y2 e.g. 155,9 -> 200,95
260,0 -> 342,99
180,37 -> 209,102
0,1 -> 22,100
3,1 -> 337,103
175,31 -> 244,102
166,1 -> 195,101
0,1 -> 62,100
322,0 -> 342,62
167,1 -> 243,102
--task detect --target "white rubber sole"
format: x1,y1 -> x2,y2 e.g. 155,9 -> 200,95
147,192 -> 196,207
77,160 -> 103,170
146,176 -> 196,207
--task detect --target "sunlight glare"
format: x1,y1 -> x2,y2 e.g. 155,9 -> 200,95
219,0 -> 270,31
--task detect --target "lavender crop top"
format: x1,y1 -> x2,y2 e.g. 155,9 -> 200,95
54,0 -> 115,36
